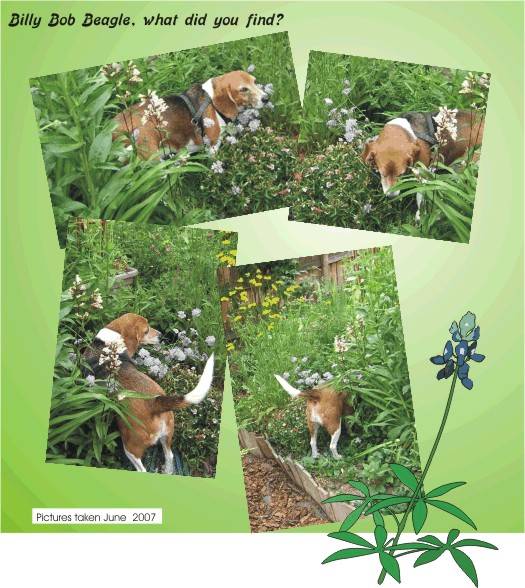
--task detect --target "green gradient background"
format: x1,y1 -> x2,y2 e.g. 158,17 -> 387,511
1,1 -> 523,533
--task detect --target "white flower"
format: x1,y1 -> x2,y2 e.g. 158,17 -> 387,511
247,64 -> 256,73
205,336 -> 216,347
192,308 -> 202,317
334,335 -> 349,354
177,311 -> 187,319
324,98 -> 333,105
85,375 -> 96,387
203,117 -> 215,128
211,160 -> 224,174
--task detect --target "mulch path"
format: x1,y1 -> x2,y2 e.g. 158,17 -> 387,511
242,453 -> 330,532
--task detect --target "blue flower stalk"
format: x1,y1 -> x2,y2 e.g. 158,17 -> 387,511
377,311 -> 485,584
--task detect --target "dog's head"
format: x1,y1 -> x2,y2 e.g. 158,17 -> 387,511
361,140 -> 422,196
211,70 -> 268,119
105,313 -> 161,356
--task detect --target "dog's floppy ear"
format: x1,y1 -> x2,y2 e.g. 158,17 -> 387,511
411,141 -> 431,167
212,82 -> 239,120
107,313 -> 142,356
360,140 -> 376,166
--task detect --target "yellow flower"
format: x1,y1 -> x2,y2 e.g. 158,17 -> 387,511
267,323 -> 274,331
240,291 -> 249,301
254,282 -> 262,287
270,314 -> 281,319
220,296 -> 229,302
325,301 -> 332,305
237,278 -> 244,283
245,272 -> 251,277
229,250 -> 237,256
262,309 -> 271,315
249,279 -> 257,285
226,342 -> 235,351
221,239 -> 231,245
235,286 -> 243,291
271,297 -> 279,305
275,280 -> 284,285
262,301 -> 269,307
257,333 -> 263,338
228,290 -> 236,296
271,284 -> 278,291
263,276 -> 272,280
239,306 -> 246,311
233,315 -> 243,322
248,303 -> 256,308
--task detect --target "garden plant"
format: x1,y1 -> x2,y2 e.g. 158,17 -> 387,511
30,32 -> 301,244
322,312 -> 496,586
289,53 -> 490,243
223,248 -> 420,495
48,220 -> 234,476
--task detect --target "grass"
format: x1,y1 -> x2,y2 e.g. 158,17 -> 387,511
224,248 -> 420,493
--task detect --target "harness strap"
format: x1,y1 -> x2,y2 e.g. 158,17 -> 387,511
413,113 -> 438,146
176,91 -> 213,127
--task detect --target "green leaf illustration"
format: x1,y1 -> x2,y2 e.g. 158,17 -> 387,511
390,464 -> 420,492
323,493 -> 364,504
328,532 -> 374,548
414,548 -> 445,567
339,502 -> 368,532
425,499 -> 477,529
322,548 -> 376,564
417,535 -> 444,547
412,500 -> 428,533
447,529 -> 461,544
450,548 -> 479,586
366,496 -> 411,515
379,552 -> 401,583
374,524 -> 388,547
425,481 -> 466,499
454,539 -> 498,550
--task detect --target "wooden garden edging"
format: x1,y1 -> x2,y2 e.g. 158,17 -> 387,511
238,429 -> 354,523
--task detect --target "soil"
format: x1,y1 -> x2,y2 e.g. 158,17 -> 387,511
242,453 -> 330,532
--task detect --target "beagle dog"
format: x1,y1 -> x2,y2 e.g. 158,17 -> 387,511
113,70 -> 268,159
275,375 -> 353,460
361,110 -> 484,194
83,313 -> 214,473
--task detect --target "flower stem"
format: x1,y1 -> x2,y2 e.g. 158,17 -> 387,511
377,366 -> 459,584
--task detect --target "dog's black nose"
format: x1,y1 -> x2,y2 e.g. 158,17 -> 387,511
261,94 -> 269,104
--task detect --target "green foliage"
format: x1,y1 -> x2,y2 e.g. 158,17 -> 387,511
49,221 -> 228,476
30,33 -> 301,243
292,52 -> 489,242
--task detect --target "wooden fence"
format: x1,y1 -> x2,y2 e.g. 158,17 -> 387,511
217,250 -> 377,336
238,429 -> 355,523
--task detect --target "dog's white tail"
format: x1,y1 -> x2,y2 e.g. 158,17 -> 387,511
185,353 -> 215,404
274,374 -> 303,398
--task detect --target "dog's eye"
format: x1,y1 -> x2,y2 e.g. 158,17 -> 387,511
240,87 -> 250,93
